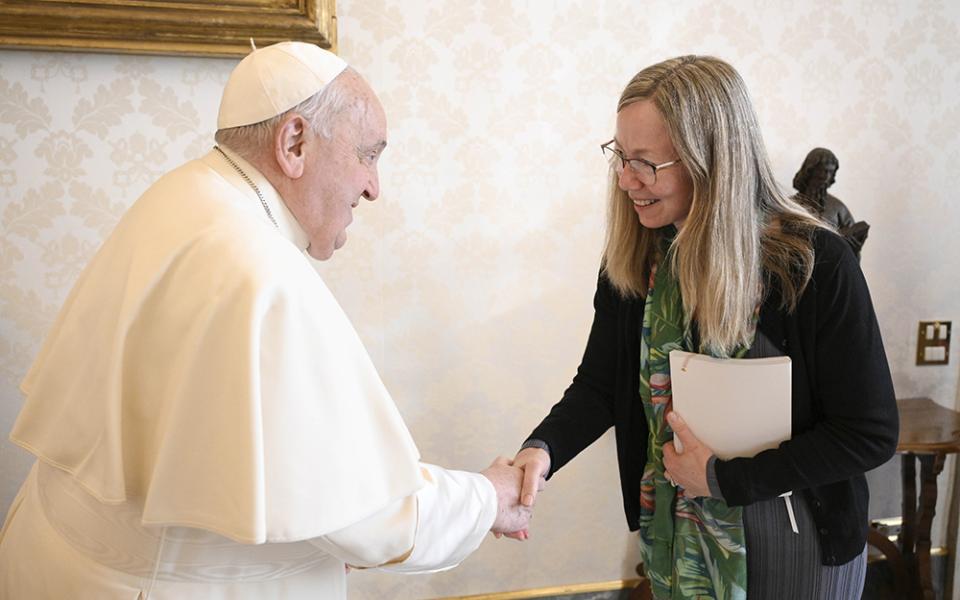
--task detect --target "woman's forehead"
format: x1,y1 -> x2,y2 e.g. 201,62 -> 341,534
615,100 -> 674,154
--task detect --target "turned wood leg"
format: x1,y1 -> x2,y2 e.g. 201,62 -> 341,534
867,526 -> 910,599
902,453 -> 917,561
915,453 -> 946,600
901,454 -> 920,598
632,562 -> 652,600
629,577 -> 652,600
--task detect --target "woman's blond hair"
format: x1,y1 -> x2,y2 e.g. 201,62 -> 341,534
602,55 -> 825,355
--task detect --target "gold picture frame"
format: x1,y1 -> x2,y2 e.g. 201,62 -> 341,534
0,0 -> 336,57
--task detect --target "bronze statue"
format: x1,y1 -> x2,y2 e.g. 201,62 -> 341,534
791,148 -> 869,258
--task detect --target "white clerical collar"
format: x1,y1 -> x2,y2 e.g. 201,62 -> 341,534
204,146 -> 311,252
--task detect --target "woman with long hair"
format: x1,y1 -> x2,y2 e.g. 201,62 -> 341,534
513,56 -> 898,598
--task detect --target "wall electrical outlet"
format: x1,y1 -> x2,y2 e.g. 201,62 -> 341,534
916,321 -> 951,366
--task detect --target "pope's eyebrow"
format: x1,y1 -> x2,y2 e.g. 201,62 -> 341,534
359,140 -> 387,155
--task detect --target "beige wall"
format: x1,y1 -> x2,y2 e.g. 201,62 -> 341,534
2,1 -> 959,598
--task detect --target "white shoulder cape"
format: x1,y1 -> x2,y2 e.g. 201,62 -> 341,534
11,151 -> 424,544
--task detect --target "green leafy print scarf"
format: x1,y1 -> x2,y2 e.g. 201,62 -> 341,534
636,249 -> 752,600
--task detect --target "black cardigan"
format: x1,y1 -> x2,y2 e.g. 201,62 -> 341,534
527,229 -> 898,565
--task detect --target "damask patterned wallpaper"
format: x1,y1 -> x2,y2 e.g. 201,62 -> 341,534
1,1 -> 959,598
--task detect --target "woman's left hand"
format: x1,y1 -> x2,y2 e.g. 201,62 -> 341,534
663,411 -> 712,498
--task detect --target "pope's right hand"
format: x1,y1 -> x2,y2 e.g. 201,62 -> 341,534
481,457 -> 533,539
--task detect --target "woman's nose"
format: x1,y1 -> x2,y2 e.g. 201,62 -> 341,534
618,166 -> 641,190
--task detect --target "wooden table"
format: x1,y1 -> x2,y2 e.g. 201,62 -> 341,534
872,397 -> 960,600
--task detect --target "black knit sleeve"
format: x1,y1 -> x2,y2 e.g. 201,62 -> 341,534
715,231 -> 899,504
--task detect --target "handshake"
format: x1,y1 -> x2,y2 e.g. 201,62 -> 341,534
480,447 -> 551,540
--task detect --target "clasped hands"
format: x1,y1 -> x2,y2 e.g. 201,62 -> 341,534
480,447 -> 550,541
482,412 -> 712,542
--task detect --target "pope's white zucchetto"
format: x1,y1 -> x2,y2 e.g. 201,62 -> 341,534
217,41 -> 348,130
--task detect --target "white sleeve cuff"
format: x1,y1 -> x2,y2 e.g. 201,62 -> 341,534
380,463 -> 496,573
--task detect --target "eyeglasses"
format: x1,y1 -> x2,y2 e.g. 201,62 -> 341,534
600,139 -> 681,186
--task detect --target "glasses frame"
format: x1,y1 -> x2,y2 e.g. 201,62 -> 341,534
600,139 -> 682,185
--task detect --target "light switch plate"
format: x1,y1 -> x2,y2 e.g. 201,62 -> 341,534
917,321 -> 951,366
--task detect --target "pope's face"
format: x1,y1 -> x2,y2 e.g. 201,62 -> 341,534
295,82 -> 387,261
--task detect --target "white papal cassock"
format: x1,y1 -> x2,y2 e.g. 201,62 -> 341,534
0,147 -> 497,599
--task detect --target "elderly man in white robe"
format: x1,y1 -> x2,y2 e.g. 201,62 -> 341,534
0,42 -> 533,599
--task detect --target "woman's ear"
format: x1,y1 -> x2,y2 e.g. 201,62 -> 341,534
274,114 -> 307,179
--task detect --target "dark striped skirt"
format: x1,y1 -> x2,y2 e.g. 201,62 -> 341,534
743,493 -> 866,599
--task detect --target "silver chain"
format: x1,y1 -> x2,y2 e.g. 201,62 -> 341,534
213,146 -> 279,229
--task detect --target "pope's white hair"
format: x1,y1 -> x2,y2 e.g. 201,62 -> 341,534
214,66 -> 360,158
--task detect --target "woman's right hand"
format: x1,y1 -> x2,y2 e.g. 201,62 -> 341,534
513,447 -> 551,508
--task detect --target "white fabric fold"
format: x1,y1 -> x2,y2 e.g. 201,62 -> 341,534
309,463 -> 496,573
378,464 -> 497,573
11,151 -> 424,544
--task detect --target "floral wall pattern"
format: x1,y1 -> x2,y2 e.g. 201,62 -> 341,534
2,1 -> 959,598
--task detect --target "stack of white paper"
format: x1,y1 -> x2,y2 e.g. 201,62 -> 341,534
668,350 -> 791,460
669,349 -> 797,532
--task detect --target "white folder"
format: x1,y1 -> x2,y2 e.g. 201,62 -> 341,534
670,350 -> 800,533
668,349 -> 798,532
668,349 -> 791,460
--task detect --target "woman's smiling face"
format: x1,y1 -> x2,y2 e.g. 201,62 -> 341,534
614,100 -> 694,230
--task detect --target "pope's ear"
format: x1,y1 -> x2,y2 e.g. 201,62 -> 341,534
274,114 -> 308,179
